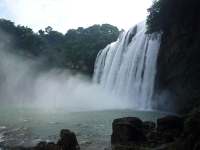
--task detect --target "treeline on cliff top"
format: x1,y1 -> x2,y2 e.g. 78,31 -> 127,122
0,18 -> 120,74
146,0 -> 199,34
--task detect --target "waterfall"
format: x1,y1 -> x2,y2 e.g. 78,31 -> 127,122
93,22 -> 161,110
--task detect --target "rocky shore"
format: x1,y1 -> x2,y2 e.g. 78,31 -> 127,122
111,109 -> 200,150
1,129 -> 80,150
1,110 -> 200,150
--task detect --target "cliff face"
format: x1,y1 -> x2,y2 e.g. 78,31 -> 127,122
155,12 -> 200,112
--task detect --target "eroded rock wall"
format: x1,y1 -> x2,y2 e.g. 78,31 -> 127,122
154,1 -> 200,112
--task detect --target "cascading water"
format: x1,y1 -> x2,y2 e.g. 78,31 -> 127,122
93,22 -> 161,110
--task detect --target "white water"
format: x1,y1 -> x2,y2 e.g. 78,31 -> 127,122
93,22 -> 161,110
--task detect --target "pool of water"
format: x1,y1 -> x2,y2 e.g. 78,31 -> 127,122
0,106 -> 168,150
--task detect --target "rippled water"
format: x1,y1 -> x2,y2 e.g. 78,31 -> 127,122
0,106 -> 168,150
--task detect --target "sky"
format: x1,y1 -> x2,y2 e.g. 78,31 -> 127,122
0,0 -> 153,33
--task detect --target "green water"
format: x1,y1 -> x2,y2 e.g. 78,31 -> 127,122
0,106 -> 168,150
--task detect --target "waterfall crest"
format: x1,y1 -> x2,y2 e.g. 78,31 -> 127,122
93,22 -> 161,110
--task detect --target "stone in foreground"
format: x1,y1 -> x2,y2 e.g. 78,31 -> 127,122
34,129 -> 80,150
111,117 -> 146,145
57,129 -> 80,150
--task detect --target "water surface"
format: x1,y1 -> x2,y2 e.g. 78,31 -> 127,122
0,106 -> 168,150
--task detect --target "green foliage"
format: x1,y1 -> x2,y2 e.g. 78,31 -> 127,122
146,0 -> 199,34
63,24 -> 119,73
0,18 -> 120,74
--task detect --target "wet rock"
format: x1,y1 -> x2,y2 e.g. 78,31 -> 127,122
111,144 -> 142,150
184,110 -> 200,136
46,142 -> 58,150
1,129 -> 80,150
156,116 -> 183,143
111,115 -> 186,150
57,129 -> 80,150
111,117 -> 146,145
143,121 -> 156,134
35,141 -> 47,150
157,116 -> 183,133
175,110 -> 200,150
33,129 -> 79,150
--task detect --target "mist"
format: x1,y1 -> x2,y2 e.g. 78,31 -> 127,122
0,48 -> 131,112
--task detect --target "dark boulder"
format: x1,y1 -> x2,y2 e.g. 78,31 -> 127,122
143,121 -> 156,134
175,110 -> 200,150
111,117 -> 146,145
34,141 -> 58,150
157,115 -> 183,133
57,129 -> 80,150
46,142 -> 58,150
33,129 -> 79,150
157,115 -> 183,143
35,141 -> 47,150
184,110 -> 200,136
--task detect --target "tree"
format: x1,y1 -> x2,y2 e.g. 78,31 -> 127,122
45,26 -> 53,34
0,18 -> 120,74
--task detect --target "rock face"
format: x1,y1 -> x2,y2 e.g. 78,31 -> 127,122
154,0 -> 200,113
111,116 -> 184,150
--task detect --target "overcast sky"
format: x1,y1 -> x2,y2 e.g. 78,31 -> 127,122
0,0 -> 153,33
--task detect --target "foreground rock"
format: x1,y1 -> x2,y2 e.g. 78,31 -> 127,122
111,117 -> 148,150
111,115 -> 184,150
34,129 -> 80,150
111,117 -> 146,145
173,110 -> 200,150
57,129 -> 80,150
157,116 -> 183,132
156,115 -> 183,143
3,129 -> 80,150
2,112 -> 199,150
